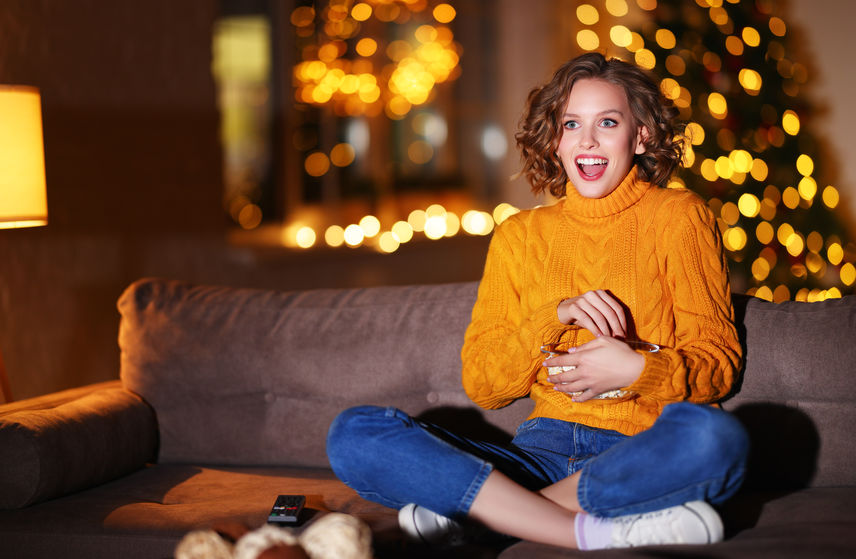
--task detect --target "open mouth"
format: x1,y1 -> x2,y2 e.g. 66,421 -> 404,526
575,156 -> 608,180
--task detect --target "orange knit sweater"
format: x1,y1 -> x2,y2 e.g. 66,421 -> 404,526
461,168 -> 742,436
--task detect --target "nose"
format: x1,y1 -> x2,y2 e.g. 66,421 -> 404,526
580,125 -> 598,149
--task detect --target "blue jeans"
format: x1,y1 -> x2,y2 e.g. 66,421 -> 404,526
326,402 -> 748,519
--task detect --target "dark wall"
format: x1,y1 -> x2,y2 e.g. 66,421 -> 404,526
0,0 -> 225,399
0,0 -> 491,400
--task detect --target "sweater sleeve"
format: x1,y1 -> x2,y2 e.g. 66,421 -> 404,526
461,215 -> 569,409
625,196 -> 742,404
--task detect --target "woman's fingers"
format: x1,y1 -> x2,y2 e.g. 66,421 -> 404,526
561,290 -> 627,338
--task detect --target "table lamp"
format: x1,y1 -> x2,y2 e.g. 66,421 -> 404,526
0,85 -> 48,404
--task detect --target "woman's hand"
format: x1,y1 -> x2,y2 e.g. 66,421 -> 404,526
543,337 -> 645,402
557,290 -> 627,338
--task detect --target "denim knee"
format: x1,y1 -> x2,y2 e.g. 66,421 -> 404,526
662,402 -> 750,500
326,405 -> 391,481
663,403 -> 749,469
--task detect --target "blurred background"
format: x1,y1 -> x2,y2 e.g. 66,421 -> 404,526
1,0 -> 854,400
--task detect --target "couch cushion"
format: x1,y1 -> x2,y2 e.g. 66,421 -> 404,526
118,278 -> 533,467
0,463 -> 395,559
0,383 -> 157,509
725,295 -> 856,488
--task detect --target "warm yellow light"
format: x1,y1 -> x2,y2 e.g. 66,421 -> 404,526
769,16 -> 787,37
782,110 -> 800,135
290,6 -> 315,27
628,32 -> 645,53
841,262 -> 856,286
325,225 -> 345,247
577,29 -> 600,51
700,158 -> 718,182
610,25 -> 633,48
408,209 -> 427,232
772,285 -> 790,303
666,54 -> 686,76
330,143 -> 356,167
351,3 -> 372,22
756,221 -> 774,245
777,223 -> 795,246
751,158 -> 768,181
355,38 -> 377,57
807,231 -> 824,254
304,152 -> 330,176
238,203 -> 262,230
444,212 -> 461,237
605,0 -> 629,16
715,156 -> 734,180
738,68 -> 762,94
798,176 -> 817,200
378,231 -> 400,253
461,210 -> 495,236
681,146 -> 695,168
796,154 -> 814,176
433,3 -> 456,24
724,227 -> 747,251
576,4 -> 599,25
660,78 -> 680,100
707,92 -> 727,119
751,257 -> 770,281
828,243 -> 844,265
344,224 -> 365,247
754,286 -> 773,301
655,29 -> 676,49
806,252 -> 824,275
392,221 -> 414,243
786,233 -> 805,257
635,49 -> 656,70
782,187 -> 800,209
730,150 -> 753,173
0,86 -> 48,229
725,36 -> 744,56
742,26 -> 761,47
424,215 -> 447,239
358,215 -> 380,238
295,226 -> 316,249
738,193 -> 760,218
822,185 -> 840,208
685,122 -> 705,145
493,203 -> 519,225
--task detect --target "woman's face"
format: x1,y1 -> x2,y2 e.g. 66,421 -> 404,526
556,78 -> 647,199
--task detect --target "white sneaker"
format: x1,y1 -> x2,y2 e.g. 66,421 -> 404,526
608,501 -> 724,548
398,503 -> 467,546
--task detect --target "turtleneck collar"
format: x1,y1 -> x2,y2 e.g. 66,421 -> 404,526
561,166 -> 652,218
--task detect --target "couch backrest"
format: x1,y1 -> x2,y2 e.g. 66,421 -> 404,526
118,278 -> 532,469
118,279 -> 855,487
722,294 -> 856,489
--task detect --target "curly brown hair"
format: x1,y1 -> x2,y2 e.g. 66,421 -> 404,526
515,52 -> 684,196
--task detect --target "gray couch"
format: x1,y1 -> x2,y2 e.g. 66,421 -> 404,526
1,278 -> 855,558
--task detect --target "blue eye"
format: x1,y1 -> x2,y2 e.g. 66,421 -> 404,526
601,118 -> 618,128
563,120 -> 579,130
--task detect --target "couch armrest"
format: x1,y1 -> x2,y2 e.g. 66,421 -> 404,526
0,382 -> 158,509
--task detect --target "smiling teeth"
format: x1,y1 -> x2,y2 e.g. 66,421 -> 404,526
576,157 -> 607,165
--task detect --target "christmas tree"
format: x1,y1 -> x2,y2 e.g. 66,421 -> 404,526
583,0 -> 855,301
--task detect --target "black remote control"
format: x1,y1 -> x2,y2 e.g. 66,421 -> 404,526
267,494 -> 306,524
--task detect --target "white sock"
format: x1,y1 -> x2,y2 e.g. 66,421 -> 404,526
574,513 -> 613,550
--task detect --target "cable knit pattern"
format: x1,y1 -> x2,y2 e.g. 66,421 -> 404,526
461,167 -> 741,436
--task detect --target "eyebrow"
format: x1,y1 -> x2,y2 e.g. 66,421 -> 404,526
562,109 -> 624,118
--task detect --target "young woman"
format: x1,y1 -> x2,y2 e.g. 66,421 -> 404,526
327,53 -> 748,550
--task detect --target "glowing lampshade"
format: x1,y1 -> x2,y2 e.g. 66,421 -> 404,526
0,86 -> 48,229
